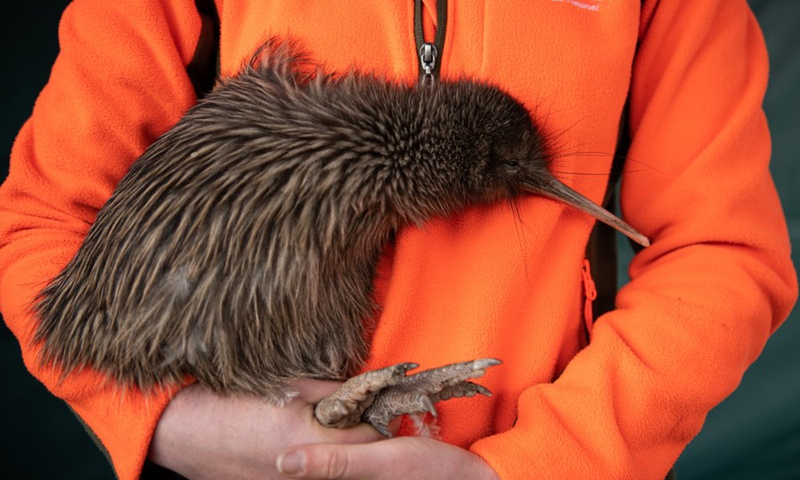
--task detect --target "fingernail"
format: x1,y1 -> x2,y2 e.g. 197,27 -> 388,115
277,451 -> 306,476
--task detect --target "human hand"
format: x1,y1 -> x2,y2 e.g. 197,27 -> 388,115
275,436 -> 501,480
148,379 -> 386,480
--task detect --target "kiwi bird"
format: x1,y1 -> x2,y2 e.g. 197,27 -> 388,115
33,41 -> 649,435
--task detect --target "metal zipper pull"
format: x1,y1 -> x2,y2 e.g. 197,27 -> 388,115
419,42 -> 438,85
414,0 -> 448,85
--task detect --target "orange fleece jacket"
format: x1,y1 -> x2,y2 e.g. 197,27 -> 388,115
1,0 -> 797,479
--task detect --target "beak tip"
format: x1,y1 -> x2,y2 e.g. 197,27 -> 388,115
622,229 -> 650,248
536,178 -> 652,248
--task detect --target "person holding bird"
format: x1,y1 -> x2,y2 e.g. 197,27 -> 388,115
0,1 -> 796,480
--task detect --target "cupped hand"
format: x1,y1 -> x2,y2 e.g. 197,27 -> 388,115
275,436 -> 501,480
149,379 -> 386,480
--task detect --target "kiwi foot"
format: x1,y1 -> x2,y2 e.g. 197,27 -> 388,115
314,362 -> 419,429
314,358 -> 501,437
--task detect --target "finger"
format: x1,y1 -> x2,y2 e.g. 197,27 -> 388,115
325,422 -> 387,445
290,379 -> 346,403
276,442 -> 388,480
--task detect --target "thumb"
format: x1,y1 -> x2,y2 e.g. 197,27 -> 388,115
276,443 -> 383,480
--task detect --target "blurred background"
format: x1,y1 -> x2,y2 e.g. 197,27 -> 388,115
1,1 -> 797,478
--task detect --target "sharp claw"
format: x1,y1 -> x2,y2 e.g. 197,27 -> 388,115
476,384 -> 492,397
333,399 -> 349,416
374,423 -> 393,438
473,358 -> 502,370
398,362 -> 419,373
421,395 -> 438,418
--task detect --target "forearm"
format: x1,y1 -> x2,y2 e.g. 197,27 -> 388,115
471,1 -> 797,478
149,380 -> 385,480
0,1 -> 205,477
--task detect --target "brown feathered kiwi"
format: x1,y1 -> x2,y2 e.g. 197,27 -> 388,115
33,40 -> 648,405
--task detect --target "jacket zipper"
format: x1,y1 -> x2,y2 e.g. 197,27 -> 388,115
581,259 -> 598,340
414,0 -> 448,84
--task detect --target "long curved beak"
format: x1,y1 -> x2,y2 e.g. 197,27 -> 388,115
527,178 -> 651,247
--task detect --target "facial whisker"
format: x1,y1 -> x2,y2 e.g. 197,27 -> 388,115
508,197 -> 531,284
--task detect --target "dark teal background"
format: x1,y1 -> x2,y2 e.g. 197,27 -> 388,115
1,1 -> 797,478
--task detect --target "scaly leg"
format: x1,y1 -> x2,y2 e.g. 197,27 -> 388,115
314,358 -> 501,437
314,362 -> 418,429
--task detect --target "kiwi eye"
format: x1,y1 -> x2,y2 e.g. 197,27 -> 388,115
505,160 -> 520,169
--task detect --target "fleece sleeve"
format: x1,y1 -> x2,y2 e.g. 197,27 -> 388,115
0,1 -> 205,478
470,1 -> 798,479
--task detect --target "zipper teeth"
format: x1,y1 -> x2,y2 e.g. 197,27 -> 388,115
413,0 -> 425,49
414,0 -> 447,81
432,0 -> 447,52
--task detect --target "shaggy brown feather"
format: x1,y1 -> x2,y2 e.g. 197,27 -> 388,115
33,40 -> 555,402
